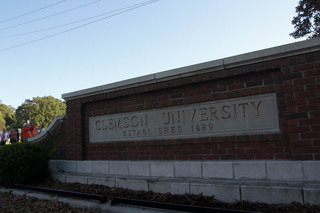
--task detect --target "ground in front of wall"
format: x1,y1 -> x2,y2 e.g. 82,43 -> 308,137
20,178 -> 319,213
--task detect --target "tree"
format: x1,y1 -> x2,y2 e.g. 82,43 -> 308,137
15,96 -> 66,128
0,104 -> 16,130
0,111 -> 6,130
290,0 -> 320,39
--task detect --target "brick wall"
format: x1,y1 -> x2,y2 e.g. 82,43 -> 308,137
59,49 -> 320,161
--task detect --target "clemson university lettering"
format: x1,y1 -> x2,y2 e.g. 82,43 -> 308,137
89,94 -> 279,142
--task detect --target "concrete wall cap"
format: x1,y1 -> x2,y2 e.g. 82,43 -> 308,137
27,114 -> 65,143
62,38 -> 320,101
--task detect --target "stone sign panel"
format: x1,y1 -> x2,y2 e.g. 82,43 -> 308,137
89,93 -> 279,142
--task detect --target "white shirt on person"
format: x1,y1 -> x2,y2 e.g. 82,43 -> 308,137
0,131 -> 8,141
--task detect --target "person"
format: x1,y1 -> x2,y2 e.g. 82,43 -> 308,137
9,128 -> 17,144
1,128 -> 7,145
32,125 -> 38,137
16,128 -> 20,143
41,125 -> 45,132
21,123 -> 31,140
29,123 -> 34,136
5,130 -> 10,145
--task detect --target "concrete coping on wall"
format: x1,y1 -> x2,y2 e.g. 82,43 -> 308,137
62,37 -> 320,101
27,115 -> 65,143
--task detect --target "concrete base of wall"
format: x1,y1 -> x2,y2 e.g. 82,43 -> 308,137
50,160 -> 320,205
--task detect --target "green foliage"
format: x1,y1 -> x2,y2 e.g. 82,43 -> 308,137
15,96 -> 66,128
0,112 -> 5,130
0,104 -> 16,130
290,0 -> 320,39
0,143 -> 50,184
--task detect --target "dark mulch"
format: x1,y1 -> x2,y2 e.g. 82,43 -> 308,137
0,192 -> 98,213
27,178 -> 320,213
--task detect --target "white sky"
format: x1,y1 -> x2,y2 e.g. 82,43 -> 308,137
1,0 -> 303,109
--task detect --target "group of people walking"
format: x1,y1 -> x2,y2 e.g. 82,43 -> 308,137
20,123 -> 44,140
0,128 -> 19,145
0,122 -> 46,145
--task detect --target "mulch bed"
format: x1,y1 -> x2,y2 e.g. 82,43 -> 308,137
28,178 -> 320,213
0,192 -> 98,213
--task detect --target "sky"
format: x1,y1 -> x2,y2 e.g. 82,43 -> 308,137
1,0 -> 304,109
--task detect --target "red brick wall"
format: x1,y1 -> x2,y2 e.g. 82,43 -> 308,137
60,51 -> 320,161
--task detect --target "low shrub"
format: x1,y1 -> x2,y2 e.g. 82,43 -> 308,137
0,142 -> 50,184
